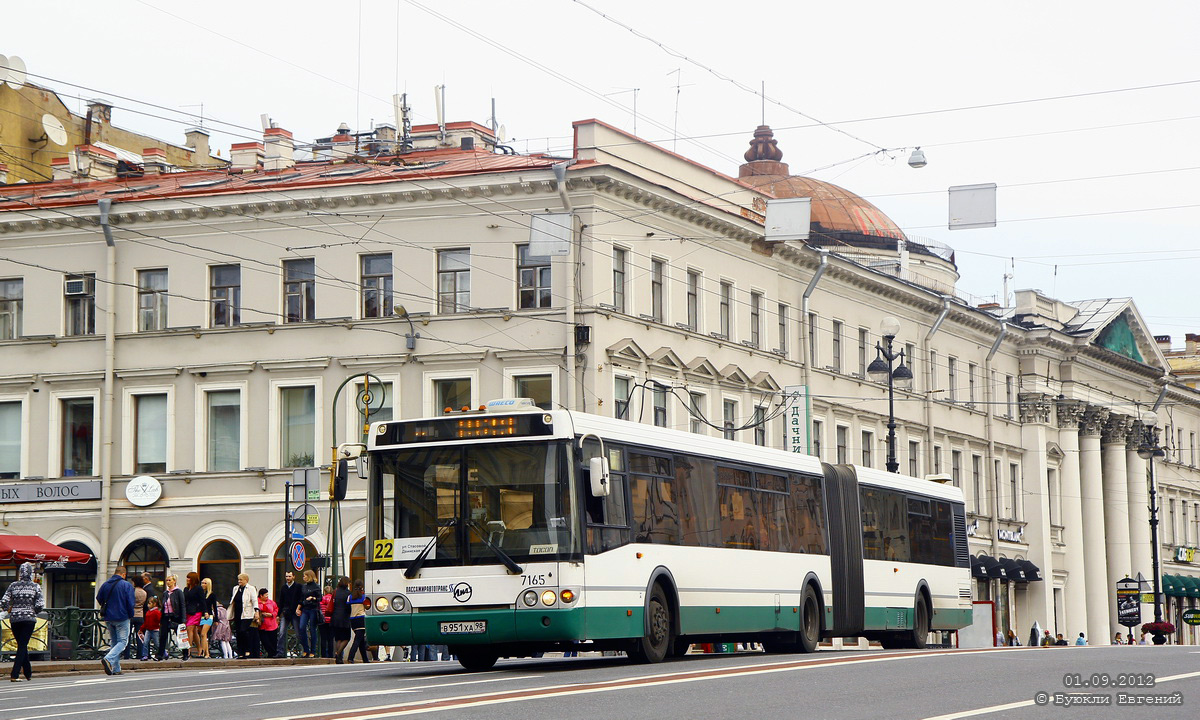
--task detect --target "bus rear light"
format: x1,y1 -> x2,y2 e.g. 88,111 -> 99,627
560,589 -> 575,604
522,590 -> 539,607
375,597 -> 390,612
540,590 -> 557,606
391,595 -> 407,612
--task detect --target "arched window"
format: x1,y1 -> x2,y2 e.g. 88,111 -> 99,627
197,540 -> 241,603
273,539 -> 319,593
45,540 -> 97,608
350,538 -> 366,585
120,538 -> 168,592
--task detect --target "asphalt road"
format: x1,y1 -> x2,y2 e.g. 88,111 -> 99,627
3,646 -> 1198,720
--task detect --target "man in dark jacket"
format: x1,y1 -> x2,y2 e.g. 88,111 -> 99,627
96,566 -> 135,676
276,571 -> 302,658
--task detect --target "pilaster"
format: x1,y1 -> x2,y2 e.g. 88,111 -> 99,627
1079,406 -> 1108,645
1020,394 -> 1054,629
1101,414 -> 1133,644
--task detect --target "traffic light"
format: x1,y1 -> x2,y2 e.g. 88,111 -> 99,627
331,459 -> 349,502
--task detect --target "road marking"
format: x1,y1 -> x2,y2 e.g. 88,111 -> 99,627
916,669 -> 1200,720
253,674 -> 541,705
8,692 -> 260,720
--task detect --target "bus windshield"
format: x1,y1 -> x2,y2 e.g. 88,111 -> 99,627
369,441 -> 580,566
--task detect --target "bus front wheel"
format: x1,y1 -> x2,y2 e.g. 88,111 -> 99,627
455,647 -> 500,671
628,585 -> 673,664
764,583 -> 821,654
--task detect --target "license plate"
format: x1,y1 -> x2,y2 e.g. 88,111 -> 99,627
440,621 -> 487,635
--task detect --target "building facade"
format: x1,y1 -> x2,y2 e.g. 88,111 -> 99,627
0,116 -> 1197,643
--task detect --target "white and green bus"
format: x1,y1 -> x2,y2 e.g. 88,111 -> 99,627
364,399 -> 972,670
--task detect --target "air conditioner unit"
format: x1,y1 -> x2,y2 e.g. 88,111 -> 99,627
64,277 -> 92,296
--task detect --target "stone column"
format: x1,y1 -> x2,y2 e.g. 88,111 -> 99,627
1019,393 -> 1055,633
1056,399 -> 1088,639
1102,414 -> 1133,641
1126,424 -> 1152,596
1079,406 -> 1109,645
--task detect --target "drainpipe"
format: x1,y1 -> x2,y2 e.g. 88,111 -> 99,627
985,320 -> 1008,558
800,252 -> 829,451
554,162 -> 577,411
97,199 -> 117,581
923,298 -> 951,479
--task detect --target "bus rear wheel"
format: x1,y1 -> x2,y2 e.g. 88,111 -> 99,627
455,647 -> 499,671
909,597 -> 930,649
628,585 -> 673,664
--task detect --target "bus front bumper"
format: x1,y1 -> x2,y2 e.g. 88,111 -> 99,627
367,605 -> 588,647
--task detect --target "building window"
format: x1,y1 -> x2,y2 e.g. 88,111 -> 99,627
434,377 -> 471,414
437,249 -> 470,313
861,430 -> 873,467
689,392 -> 704,434
361,253 -> 393,318
905,343 -> 916,387
197,540 -> 241,606
1009,463 -> 1019,519
836,425 -> 848,464
514,374 -> 553,410
1005,375 -> 1015,418
832,321 -> 843,372
777,303 -> 788,355
719,282 -> 732,338
1168,498 -> 1176,543
612,248 -> 627,313
0,401 -> 20,478
283,258 -> 315,323
134,394 -> 167,474
1048,468 -> 1060,525
650,259 -> 665,322
280,386 -> 315,468
909,440 -> 920,476
952,449 -> 962,488
749,292 -> 762,347
933,445 -> 942,475
947,357 -> 958,402
812,419 -> 823,459
808,313 -> 817,364
723,399 -> 736,440
517,245 -> 551,309
858,328 -> 869,376
206,390 -> 241,472
61,397 -> 95,476
210,265 -> 241,327
652,385 -> 667,427
0,279 -> 23,340
971,454 -> 982,513
614,377 -> 631,420
968,363 -> 977,408
753,406 -> 766,446
64,273 -> 95,336
928,350 -> 938,393
1191,432 -> 1197,466
686,271 -> 699,330
137,269 -> 168,331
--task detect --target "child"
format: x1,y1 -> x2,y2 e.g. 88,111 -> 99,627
141,596 -> 162,661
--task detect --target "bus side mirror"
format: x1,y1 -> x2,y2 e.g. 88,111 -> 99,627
355,456 -> 368,479
589,456 -> 610,497
332,460 -> 349,501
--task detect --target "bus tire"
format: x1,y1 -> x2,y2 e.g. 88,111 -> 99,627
909,595 -> 930,650
628,585 -> 673,664
797,583 -> 821,653
455,647 -> 499,671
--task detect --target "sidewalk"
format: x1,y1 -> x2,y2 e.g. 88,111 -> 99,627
23,656 -> 334,678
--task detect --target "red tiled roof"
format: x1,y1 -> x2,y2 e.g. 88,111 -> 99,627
0,148 -> 565,212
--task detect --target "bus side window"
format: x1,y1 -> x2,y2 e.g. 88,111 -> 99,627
583,442 -> 630,554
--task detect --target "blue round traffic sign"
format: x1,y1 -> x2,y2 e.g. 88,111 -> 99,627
290,541 -> 306,572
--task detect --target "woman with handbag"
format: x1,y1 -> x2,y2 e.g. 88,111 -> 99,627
229,573 -> 260,658
197,578 -> 217,658
157,574 -> 184,661
256,587 -> 280,658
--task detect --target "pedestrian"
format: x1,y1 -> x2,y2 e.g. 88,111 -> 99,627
1075,632 -> 1087,646
257,587 -> 279,658
229,573 -> 260,658
347,579 -> 370,663
331,576 -> 352,663
141,571 -> 158,604
198,578 -> 217,658
1041,630 -> 1053,647
276,570 -> 302,658
994,628 -> 1004,647
1127,633 -> 1135,645
129,574 -> 147,660
141,596 -> 161,660
319,583 -> 335,658
158,573 -> 184,661
96,565 -> 136,676
183,571 -> 205,660
297,569 -> 322,658
2,562 -> 43,682
1113,632 -> 1124,645
212,601 -> 233,659
1138,632 -> 1149,645
1006,629 -> 1020,646
1054,633 -> 1068,646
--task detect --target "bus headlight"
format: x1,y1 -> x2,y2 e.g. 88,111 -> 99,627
522,590 -> 539,607
391,595 -> 407,612
375,597 -> 390,612
560,589 -> 575,604
541,590 -> 557,606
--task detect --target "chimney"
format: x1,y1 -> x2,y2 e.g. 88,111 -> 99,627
331,122 -> 356,159
230,142 -> 264,173
1187,333 -> 1200,355
1155,335 -> 1172,352
185,127 -> 212,166
74,144 -> 119,180
51,157 -> 71,181
142,147 -> 169,175
263,127 -> 295,172
0,163 -> 7,184
86,99 -> 113,126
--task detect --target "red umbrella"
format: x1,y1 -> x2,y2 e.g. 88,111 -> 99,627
0,535 -> 92,565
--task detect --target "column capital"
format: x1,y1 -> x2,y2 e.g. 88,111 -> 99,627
1019,393 -> 1053,425
1079,406 -> 1109,437
1102,414 -> 1135,445
1056,398 -> 1086,429
1126,421 -> 1149,452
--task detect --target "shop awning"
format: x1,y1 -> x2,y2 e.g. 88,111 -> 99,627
0,535 -> 92,565
1178,575 -> 1200,599
999,558 -> 1026,581
971,555 -> 1006,579
1017,559 -> 1043,582
1161,574 -> 1182,597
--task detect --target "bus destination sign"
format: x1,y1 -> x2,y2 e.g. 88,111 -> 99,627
379,413 -> 554,445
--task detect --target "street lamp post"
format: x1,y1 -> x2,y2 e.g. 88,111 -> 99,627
867,316 -> 913,474
1137,410 -> 1168,645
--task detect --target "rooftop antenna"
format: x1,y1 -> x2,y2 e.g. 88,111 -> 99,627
180,103 -> 205,129
604,87 -> 640,136
393,93 -> 412,151
434,85 -> 446,144
666,69 -> 692,152
761,80 -> 766,126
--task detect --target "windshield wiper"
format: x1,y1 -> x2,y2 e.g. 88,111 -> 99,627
468,519 -> 524,574
404,518 -> 456,579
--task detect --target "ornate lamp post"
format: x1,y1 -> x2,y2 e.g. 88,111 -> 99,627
1137,410 -> 1169,645
867,316 -> 913,473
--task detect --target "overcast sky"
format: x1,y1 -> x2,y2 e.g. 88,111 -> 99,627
6,0 -> 1199,342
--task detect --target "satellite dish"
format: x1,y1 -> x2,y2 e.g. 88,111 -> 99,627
42,114 -> 67,146
498,124 -> 507,142
0,55 -> 9,86
5,55 -> 26,90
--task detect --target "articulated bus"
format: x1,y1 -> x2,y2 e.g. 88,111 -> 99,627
364,399 -> 972,670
